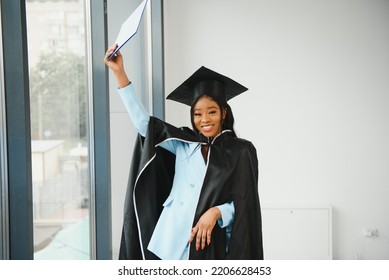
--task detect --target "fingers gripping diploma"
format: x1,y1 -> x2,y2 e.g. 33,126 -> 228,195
104,44 -> 123,71
189,207 -> 221,250
104,44 -> 130,89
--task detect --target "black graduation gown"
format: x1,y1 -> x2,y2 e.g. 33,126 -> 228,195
119,117 -> 263,260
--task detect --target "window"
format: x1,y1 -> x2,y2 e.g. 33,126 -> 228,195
1,0 -> 155,260
26,0 -> 90,260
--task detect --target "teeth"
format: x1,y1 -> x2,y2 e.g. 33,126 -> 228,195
202,125 -> 213,132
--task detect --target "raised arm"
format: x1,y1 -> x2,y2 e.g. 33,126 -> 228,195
104,45 -> 178,154
104,44 -> 149,136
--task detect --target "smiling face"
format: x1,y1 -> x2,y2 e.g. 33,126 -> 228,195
192,96 -> 226,138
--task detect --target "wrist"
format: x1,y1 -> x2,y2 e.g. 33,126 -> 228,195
115,71 -> 130,88
212,207 -> 222,220
118,79 -> 131,88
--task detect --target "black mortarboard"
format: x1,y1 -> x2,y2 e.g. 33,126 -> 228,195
166,66 -> 248,106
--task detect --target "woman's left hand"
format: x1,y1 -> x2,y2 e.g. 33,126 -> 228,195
189,207 -> 221,250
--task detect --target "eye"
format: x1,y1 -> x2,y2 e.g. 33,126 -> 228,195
209,110 -> 217,115
194,113 -> 201,117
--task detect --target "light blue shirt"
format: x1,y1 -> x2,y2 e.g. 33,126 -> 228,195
118,84 -> 234,259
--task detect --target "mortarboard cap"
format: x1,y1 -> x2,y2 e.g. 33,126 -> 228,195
166,66 -> 248,106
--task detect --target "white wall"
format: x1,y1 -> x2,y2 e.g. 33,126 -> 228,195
163,0 -> 389,260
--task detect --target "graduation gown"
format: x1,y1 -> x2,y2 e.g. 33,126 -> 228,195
119,116 -> 263,260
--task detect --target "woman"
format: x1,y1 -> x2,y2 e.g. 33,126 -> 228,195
105,45 -> 263,260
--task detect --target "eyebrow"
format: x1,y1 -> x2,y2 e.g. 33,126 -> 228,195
194,106 -> 219,111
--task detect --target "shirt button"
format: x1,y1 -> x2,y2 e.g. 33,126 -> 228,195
190,184 -> 195,188
180,201 -> 184,205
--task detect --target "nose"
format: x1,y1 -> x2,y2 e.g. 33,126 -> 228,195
201,113 -> 210,123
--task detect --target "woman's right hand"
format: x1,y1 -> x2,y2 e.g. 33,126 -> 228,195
104,44 -> 130,88
104,44 -> 122,71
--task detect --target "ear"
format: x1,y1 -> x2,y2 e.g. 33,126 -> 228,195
223,108 -> 227,120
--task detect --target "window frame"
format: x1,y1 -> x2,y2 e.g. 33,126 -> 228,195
87,0 -> 111,260
0,0 -> 111,260
1,0 -> 34,260
0,0 -> 9,261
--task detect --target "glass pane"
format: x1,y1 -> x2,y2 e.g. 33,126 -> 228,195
26,0 -> 90,260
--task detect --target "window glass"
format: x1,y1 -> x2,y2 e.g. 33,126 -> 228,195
26,0 -> 90,260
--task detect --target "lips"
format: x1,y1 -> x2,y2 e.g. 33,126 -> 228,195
201,124 -> 214,133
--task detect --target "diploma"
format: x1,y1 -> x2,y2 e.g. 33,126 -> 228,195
108,0 -> 148,60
